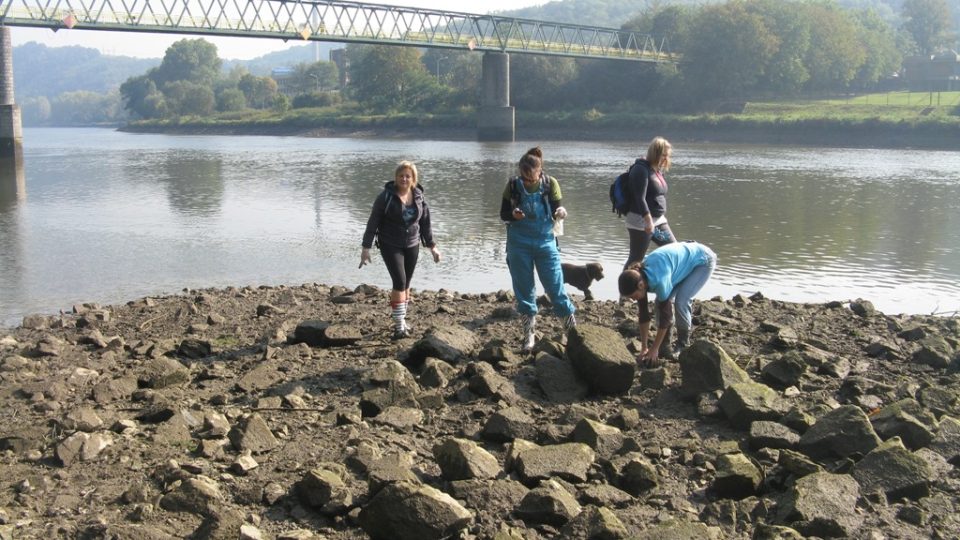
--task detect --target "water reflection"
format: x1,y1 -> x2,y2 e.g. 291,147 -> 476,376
2,128 -> 959,327
0,157 -> 25,209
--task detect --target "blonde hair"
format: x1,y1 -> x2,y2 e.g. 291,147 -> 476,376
645,137 -> 672,172
395,161 -> 419,186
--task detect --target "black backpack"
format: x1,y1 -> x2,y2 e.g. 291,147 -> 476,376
610,169 -> 630,217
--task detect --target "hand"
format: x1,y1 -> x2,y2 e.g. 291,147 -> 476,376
431,246 -> 441,263
553,206 -> 567,220
641,348 -> 659,364
512,208 -> 525,220
644,218 -> 654,234
359,248 -> 372,269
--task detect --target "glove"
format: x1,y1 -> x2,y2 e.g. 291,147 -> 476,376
553,206 -> 567,220
359,248 -> 372,269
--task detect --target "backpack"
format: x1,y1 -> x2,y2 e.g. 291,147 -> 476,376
510,175 -> 552,216
610,170 -> 630,217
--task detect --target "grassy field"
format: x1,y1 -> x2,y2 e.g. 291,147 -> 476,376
742,91 -> 960,122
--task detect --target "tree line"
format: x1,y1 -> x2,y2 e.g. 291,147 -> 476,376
37,0 -> 959,121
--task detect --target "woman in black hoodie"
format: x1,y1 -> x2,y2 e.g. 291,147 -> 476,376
624,136 -> 676,268
360,161 -> 441,340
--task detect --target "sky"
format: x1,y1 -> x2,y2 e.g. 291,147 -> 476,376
9,0 -> 546,60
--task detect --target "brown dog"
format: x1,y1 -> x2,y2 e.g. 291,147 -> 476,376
561,262 -> 604,300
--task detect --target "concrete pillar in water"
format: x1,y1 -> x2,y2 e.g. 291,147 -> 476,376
0,26 -> 23,165
478,52 -> 515,142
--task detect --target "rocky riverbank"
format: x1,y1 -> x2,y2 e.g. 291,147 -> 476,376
1,283 -> 959,539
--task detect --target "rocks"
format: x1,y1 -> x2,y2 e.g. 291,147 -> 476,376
566,324 -> 636,395
678,340 -> 751,400
1,283 -> 959,540
775,472 -> 863,537
798,405 -> 881,460
358,481 -> 473,540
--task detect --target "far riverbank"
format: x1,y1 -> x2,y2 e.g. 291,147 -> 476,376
119,115 -> 960,150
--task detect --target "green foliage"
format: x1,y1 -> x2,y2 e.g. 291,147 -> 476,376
292,91 -> 342,109
901,0 -> 954,55
164,81 -> 216,117
347,45 -> 437,112
216,88 -> 247,112
510,55 -> 580,110
238,73 -> 279,109
154,39 -> 222,86
273,94 -> 291,113
12,42 -> 157,99
49,90 -> 126,125
289,61 -> 340,94
20,96 -> 51,126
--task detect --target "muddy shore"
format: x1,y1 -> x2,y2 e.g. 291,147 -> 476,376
1,283 -> 959,539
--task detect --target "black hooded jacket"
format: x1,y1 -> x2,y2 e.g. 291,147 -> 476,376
361,181 -> 436,250
627,158 -> 668,219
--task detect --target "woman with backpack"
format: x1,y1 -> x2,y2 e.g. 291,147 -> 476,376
624,136 -> 676,268
500,147 -> 577,353
360,161 -> 441,340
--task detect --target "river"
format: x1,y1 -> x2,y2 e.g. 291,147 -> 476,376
1,127 -> 958,327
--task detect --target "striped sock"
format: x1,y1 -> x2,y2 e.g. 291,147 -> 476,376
391,301 -> 407,332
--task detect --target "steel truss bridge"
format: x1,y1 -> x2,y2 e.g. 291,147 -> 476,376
0,0 -> 676,63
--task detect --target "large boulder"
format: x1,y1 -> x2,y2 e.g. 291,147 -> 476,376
507,440 -> 596,486
405,325 -> 480,366
534,352 -> 589,403
719,381 -> 787,429
775,472 -> 863,538
433,438 -> 501,481
358,481 -> 473,540
678,340 -> 751,400
851,437 -> 931,500
798,405 -> 881,460
566,324 -> 636,395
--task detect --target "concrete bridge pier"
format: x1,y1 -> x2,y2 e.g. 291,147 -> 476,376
0,27 -> 23,163
478,52 -> 514,142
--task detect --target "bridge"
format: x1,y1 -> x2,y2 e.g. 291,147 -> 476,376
0,0 -> 678,162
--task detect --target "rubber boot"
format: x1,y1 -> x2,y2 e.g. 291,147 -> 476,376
658,326 -> 675,360
521,314 -> 537,353
672,328 -> 690,359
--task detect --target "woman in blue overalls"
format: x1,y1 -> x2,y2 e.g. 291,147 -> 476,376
499,147 -> 576,352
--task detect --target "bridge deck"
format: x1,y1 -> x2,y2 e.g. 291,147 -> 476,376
0,0 -> 677,62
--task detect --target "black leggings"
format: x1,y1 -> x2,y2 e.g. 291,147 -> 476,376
625,223 -> 676,269
380,244 -> 420,292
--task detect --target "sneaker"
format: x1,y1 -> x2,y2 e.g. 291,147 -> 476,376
563,313 -> 577,330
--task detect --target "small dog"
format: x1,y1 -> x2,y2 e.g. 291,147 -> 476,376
561,262 -> 604,300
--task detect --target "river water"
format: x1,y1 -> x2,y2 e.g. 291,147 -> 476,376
1,127 -> 959,327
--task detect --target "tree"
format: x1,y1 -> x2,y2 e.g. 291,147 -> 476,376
120,73 -> 165,119
153,39 -> 222,86
347,45 -> 437,111
238,74 -> 278,109
20,96 -> 51,125
510,55 -> 579,110
291,61 -> 339,95
799,2 -> 866,91
681,1 -> 780,102
164,81 -> 215,116
851,8 -> 903,89
216,88 -> 247,112
901,0 -> 954,55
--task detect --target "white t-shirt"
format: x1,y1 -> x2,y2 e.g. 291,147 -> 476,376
625,211 -> 668,231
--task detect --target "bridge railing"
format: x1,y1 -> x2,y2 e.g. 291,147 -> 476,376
0,0 -> 677,62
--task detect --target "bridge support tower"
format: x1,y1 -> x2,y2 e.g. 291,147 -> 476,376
0,27 -> 24,202
478,52 -> 514,142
